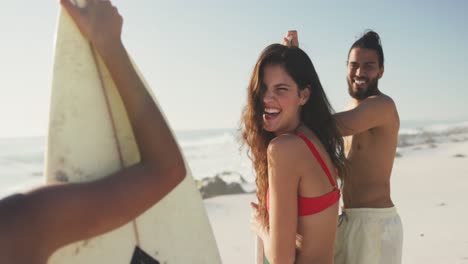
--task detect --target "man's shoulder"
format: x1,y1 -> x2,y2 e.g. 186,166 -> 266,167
365,93 -> 396,109
362,93 -> 398,118
363,94 -> 399,129
337,93 -> 399,136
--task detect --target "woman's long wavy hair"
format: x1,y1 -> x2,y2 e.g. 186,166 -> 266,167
241,44 -> 347,229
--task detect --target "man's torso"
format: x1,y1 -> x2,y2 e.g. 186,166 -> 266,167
343,96 -> 399,208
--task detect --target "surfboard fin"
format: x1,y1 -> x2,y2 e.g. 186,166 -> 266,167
130,246 -> 160,264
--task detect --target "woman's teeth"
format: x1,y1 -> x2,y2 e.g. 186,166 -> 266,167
264,108 -> 280,114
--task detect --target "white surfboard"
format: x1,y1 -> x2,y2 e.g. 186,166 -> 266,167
44,2 -> 221,263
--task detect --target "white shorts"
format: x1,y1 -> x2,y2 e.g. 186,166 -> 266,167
334,207 -> 403,264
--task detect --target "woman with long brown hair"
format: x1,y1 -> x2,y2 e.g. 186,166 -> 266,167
244,32 -> 347,264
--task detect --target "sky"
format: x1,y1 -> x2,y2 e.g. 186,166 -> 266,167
0,0 -> 467,137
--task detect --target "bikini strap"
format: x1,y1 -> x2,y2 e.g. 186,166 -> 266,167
295,131 -> 338,188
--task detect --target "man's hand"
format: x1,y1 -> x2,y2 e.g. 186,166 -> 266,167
282,30 -> 299,47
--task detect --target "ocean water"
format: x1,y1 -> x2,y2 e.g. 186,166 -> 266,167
0,129 -> 254,199
1,120 -> 467,199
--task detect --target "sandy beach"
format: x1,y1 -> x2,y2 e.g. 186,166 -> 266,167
0,124 -> 466,263
205,139 -> 468,264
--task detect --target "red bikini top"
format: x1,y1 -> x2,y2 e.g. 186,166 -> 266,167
267,131 -> 340,216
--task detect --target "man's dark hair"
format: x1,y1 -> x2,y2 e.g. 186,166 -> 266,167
348,30 -> 384,67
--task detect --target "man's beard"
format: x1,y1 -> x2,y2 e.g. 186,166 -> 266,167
347,76 -> 379,100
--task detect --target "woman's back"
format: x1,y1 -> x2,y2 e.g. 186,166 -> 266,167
294,128 -> 339,263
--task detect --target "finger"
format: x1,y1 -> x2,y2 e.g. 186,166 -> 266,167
89,0 -> 102,5
94,0 -> 114,9
287,30 -> 297,36
291,38 -> 298,47
250,207 -> 260,219
289,30 -> 299,47
60,0 -> 84,19
250,219 -> 257,229
96,0 -> 118,14
68,0 -> 89,8
97,0 -> 113,7
250,202 -> 259,209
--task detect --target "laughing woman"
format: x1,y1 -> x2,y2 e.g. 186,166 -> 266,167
243,33 -> 347,264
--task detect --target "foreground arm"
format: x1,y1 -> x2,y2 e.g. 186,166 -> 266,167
0,0 -> 185,260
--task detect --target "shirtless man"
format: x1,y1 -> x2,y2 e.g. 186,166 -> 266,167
333,31 -> 403,264
284,30 -> 402,264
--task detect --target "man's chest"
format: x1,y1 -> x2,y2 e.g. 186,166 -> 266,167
345,129 -> 375,156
